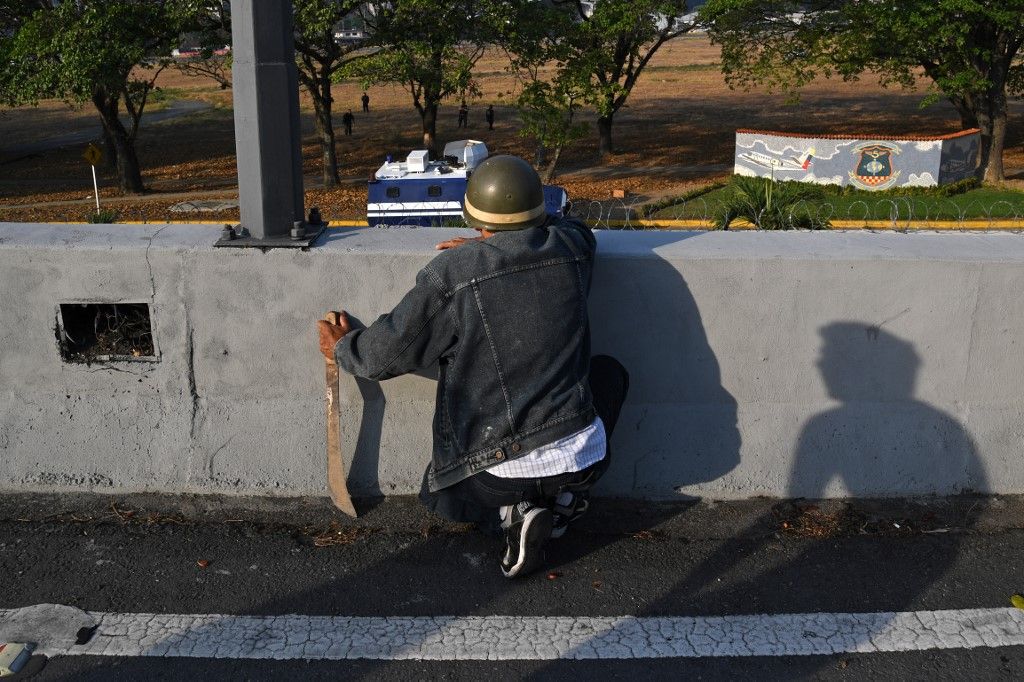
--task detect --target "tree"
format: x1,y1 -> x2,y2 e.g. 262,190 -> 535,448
701,0 -> 1024,182
516,79 -> 588,181
554,0 -> 695,158
174,48 -> 232,90
0,1 -> 188,193
0,1 -> 52,103
502,1 -> 587,180
173,2 -> 233,91
294,0 -> 364,187
352,0 -> 491,151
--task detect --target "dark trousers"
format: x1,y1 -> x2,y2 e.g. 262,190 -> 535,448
420,355 -> 629,527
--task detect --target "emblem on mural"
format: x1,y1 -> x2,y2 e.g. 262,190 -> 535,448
849,143 -> 902,190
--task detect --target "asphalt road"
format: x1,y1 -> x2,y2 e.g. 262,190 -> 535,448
2,493 -> 1023,680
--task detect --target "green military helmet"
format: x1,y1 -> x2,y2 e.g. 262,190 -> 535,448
463,155 -> 547,231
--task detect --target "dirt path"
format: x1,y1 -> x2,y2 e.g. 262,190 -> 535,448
0,173 -> 368,211
0,100 -> 212,160
561,163 -> 732,180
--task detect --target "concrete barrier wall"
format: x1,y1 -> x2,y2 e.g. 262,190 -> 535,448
2,223 -> 1023,500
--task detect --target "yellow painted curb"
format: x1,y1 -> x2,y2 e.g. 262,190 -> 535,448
607,219 -> 1024,231
56,220 -> 371,227
18,219 -> 1024,231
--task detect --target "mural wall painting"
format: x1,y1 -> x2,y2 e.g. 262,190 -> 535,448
733,129 -> 980,190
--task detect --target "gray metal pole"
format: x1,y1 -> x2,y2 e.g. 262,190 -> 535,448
227,0 -> 307,244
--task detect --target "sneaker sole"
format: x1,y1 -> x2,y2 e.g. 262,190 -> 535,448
502,507 -> 553,578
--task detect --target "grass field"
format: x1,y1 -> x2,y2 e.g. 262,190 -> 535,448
1,36 -> 1022,224
649,183 -> 1024,224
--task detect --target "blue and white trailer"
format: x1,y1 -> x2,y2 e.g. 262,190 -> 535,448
367,140 -> 569,227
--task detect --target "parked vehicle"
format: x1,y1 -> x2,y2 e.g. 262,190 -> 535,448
367,140 -> 569,227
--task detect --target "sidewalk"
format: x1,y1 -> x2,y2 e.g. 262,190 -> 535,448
2,493 -> 1023,679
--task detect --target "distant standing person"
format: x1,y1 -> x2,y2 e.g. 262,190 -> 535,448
485,105 -> 495,131
458,102 -> 468,128
361,91 -> 370,113
342,109 -> 354,136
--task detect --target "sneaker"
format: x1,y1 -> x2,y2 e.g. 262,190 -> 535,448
500,502 -> 553,578
550,492 -> 589,539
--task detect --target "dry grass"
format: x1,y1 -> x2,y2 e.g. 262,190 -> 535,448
772,501 -> 939,538
1,35 -> 1021,222
305,521 -> 375,547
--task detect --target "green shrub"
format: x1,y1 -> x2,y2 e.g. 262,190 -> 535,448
86,208 -> 119,224
715,176 -> 830,230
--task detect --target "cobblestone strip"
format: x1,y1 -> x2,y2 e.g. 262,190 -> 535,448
2,608 -> 1023,660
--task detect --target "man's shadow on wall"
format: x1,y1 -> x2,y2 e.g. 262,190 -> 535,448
543,231 -> 742,567
586,233 -> 742,498
793,322 -> 985,497
622,322 -> 987,670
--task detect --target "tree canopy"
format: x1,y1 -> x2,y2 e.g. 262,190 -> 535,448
1,1 -> 190,192
553,0 -> 695,157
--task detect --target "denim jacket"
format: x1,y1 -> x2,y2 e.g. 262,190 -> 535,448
336,218 -> 597,492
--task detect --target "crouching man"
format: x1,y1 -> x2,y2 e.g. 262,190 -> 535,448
317,155 -> 628,578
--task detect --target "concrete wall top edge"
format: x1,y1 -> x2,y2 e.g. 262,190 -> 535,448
3,223 -> 1024,263
0,223 -> 217,251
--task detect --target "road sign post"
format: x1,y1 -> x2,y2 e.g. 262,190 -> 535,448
83,143 -> 102,214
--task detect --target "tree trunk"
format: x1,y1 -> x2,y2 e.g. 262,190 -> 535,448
597,115 -> 614,158
92,90 -> 144,194
421,103 -> 438,153
101,128 -> 117,172
312,80 -> 340,188
974,92 -> 992,173
534,142 -> 547,170
317,110 -> 340,188
958,109 -> 979,130
542,144 -> 563,183
982,122 -> 1007,184
949,95 -> 979,130
974,93 -> 1008,184
983,91 -> 1007,183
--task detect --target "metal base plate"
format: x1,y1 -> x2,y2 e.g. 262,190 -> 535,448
215,224 -> 326,248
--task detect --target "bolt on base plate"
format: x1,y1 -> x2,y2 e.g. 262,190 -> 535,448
215,223 -> 327,248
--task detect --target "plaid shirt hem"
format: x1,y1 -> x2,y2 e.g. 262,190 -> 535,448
487,417 -> 606,479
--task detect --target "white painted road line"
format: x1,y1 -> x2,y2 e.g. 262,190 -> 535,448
2,607 -> 1024,660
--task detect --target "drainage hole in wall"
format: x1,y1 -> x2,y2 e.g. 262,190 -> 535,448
58,303 -> 155,363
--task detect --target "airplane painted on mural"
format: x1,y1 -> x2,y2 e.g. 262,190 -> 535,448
738,148 -> 816,172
